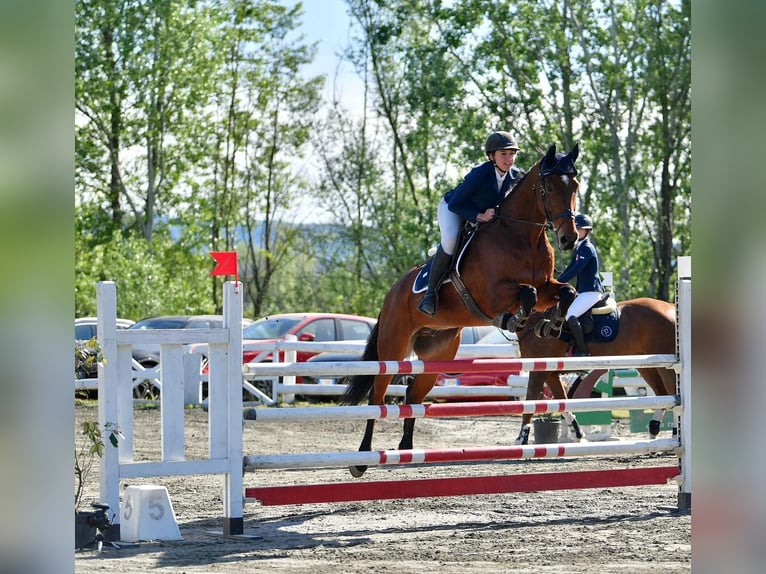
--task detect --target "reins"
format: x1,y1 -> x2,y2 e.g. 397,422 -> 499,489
492,172 -> 572,232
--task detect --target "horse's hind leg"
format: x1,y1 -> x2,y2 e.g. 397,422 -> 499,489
546,372 -> 584,442
562,411 -> 584,441
397,372 -> 439,450
350,418 -> 376,478
516,371 -> 546,445
350,373 -> 396,478
401,330 -> 461,449
637,368 -> 676,439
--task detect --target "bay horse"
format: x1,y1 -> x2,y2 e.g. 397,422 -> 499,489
514,297 -> 678,445
341,143 -> 581,477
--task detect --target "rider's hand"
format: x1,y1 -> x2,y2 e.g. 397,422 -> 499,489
476,208 -> 495,223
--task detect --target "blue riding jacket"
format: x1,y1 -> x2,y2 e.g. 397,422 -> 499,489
443,161 -> 522,222
557,236 -> 604,293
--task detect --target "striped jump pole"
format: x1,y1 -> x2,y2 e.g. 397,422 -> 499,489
245,353 -> 677,379
244,394 -> 682,507
244,437 -> 679,470
244,394 -> 679,422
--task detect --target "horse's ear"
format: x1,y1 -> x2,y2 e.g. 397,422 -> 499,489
540,144 -> 557,175
569,142 -> 579,163
544,144 -> 556,162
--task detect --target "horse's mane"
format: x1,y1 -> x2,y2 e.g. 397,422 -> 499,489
502,167 -> 530,203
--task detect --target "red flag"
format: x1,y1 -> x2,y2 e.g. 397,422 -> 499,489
210,251 -> 238,283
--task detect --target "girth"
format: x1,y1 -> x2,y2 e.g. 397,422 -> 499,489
447,223 -> 494,323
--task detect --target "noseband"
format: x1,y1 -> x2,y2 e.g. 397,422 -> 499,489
538,175 -> 575,233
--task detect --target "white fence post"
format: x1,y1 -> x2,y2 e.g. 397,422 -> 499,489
676,256 -> 692,509
183,353 -> 202,406
222,281 -> 244,535
281,334 -> 298,404
97,281 -> 121,533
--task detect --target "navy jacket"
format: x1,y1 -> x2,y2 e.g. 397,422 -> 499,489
557,237 -> 603,293
443,161 -> 522,222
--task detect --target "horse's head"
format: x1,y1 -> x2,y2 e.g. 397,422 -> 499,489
538,143 -> 580,250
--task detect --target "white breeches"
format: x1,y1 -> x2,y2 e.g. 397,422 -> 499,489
566,291 -> 603,319
437,199 -> 462,255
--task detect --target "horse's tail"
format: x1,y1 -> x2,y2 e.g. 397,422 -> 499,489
340,320 -> 380,406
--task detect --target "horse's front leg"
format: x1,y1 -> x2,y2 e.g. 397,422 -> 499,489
542,283 -> 577,336
494,284 -> 538,331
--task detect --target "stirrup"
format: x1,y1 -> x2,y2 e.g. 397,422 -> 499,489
418,293 -> 437,316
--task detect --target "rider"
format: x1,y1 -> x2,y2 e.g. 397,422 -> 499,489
418,130 -> 524,316
557,213 -> 604,356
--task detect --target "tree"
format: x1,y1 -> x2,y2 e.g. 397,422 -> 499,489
200,0 -> 324,316
76,0 -> 221,244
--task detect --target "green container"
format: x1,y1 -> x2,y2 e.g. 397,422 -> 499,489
576,410 -> 612,425
629,409 -> 675,433
575,371 -> 613,426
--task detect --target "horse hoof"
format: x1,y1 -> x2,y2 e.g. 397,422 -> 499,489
515,425 -> 531,445
349,465 -> 367,478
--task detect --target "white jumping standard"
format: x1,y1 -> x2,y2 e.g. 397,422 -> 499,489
97,280 -> 245,536
96,258 -> 691,536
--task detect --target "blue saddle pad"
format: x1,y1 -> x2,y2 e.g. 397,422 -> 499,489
560,310 -> 620,344
413,260 -> 452,294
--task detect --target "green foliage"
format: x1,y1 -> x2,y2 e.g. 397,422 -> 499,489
75,0 -> 691,319
75,210 -> 214,318
74,420 -> 121,509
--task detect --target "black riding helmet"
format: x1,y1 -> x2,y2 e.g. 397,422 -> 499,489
575,213 -> 593,229
485,131 -> 520,155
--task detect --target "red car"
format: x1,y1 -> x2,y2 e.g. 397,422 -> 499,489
241,313 -> 377,390
433,326 -> 523,401
301,326 -> 523,402
241,312 -> 377,364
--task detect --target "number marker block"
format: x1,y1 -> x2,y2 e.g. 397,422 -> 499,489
120,485 -> 181,542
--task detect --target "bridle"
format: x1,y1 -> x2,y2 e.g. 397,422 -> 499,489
538,174 -> 576,233
493,170 -> 576,232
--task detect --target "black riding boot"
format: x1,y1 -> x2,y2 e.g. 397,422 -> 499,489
566,316 -> 590,356
418,246 -> 451,317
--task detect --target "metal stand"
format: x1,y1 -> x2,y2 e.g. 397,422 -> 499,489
80,503 -> 121,552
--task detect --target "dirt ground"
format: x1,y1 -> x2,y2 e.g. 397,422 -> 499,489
74,402 -> 690,573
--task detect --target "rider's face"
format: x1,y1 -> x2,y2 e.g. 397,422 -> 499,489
492,149 -> 517,172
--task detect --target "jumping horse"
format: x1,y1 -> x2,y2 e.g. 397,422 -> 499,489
514,295 -> 678,445
341,143 -> 581,477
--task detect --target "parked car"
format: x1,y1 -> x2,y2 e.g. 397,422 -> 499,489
300,326 -> 522,402
434,326 -> 523,401
128,314 -> 247,398
240,312 -> 377,393
75,317 -> 135,382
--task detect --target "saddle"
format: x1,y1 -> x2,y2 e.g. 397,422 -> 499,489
564,293 -> 620,343
412,222 -> 492,321
533,292 -> 620,343
412,221 -> 478,294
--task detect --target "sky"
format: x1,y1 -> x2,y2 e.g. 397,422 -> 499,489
294,0 -> 365,116
285,1 -> 367,222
